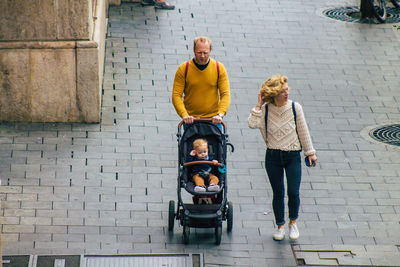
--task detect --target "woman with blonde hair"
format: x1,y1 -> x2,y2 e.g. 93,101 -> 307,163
248,75 -> 317,241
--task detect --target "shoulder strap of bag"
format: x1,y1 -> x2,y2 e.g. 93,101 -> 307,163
292,101 -> 302,150
264,104 -> 268,138
292,101 -> 297,130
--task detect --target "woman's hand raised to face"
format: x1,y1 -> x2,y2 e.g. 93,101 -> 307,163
255,92 -> 265,110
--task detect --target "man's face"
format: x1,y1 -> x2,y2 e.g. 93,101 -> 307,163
194,41 -> 211,65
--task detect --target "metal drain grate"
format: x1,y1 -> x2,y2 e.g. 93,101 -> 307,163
82,254 -> 200,267
2,254 -> 202,267
369,124 -> 400,146
323,6 -> 400,23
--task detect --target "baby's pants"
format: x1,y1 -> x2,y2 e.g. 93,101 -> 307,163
193,174 -> 219,187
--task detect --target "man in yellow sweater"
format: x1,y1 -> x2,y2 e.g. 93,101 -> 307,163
172,36 -> 230,127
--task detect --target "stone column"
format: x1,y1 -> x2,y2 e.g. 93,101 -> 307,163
0,0 -> 108,122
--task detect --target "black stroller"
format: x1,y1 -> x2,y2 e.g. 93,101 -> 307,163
168,118 -> 234,245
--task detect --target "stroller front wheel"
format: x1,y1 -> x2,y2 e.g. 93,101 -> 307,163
168,200 -> 175,232
227,201 -> 233,232
215,225 -> 222,245
183,225 -> 190,244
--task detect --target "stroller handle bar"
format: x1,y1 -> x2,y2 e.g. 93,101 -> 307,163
184,161 -> 223,167
177,118 -> 227,130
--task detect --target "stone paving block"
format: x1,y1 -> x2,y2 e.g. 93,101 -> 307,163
52,234 -> 84,243
20,216 -> 51,225
65,241 -> 100,250
3,224 -> 35,233
116,217 -> 147,227
2,241 -> 35,254
36,209 -> 67,218
371,256 -> 400,267
53,217 -> 84,226
337,255 -> 373,266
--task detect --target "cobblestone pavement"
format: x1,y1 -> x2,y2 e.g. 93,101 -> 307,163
1,0 -> 400,266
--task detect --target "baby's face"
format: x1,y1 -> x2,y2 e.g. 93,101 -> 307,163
195,144 -> 208,159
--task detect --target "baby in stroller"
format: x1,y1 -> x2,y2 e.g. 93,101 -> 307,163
168,119 -> 234,244
187,138 -> 220,192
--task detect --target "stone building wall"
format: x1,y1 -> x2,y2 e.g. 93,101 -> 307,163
0,0 -> 108,122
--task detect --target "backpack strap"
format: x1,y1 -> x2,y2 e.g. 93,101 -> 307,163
216,61 -> 220,79
184,60 -> 189,79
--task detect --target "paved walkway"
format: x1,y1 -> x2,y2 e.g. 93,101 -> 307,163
1,0 -> 400,266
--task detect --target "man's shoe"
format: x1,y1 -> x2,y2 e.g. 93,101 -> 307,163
194,186 -> 206,192
272,228 -> 285,241
289,223 -> 299,240
154,0 -> 175,9
141,0 -> 154,5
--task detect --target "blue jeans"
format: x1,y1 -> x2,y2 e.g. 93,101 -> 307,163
265,149 -> 301,226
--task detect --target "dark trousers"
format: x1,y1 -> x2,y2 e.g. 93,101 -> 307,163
265,149 -> 301,226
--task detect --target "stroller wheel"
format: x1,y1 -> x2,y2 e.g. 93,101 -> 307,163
215,225 -> 222,245
183,225 -> 190,244
227,201 -> 233,232
168,200 -> 175,232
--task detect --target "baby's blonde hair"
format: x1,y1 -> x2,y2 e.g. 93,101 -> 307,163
260,75 -> 288,104
193,138 -> 208,150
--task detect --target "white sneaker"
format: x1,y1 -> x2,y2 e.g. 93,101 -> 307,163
207,184 -> 220,192
272,227 -> 285,241
289,223 -> 299,240
194,186 -> 206,192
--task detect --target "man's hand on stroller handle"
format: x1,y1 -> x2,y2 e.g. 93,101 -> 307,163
211,115 -> 222,124
183,116 -> 222,124
183,116 -> 196,124
178,118 -> 227,130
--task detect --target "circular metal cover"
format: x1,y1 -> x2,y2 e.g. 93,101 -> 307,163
322,6 -> 400,23
369,124 -> 400,146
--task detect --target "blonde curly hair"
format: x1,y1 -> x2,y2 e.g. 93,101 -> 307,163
259,75 -> 288,104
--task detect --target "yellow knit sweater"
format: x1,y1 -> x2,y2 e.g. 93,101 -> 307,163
172,58 -> 230,118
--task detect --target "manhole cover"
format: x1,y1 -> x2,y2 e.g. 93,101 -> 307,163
369,124 -> 400,146
323,6 -> 400,23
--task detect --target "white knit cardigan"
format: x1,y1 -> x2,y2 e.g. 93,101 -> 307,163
248,100 -> 316,156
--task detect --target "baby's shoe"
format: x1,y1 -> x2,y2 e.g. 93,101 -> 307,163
153,0 -> 175,9
194,185 -> 206,192
141,0 -> 154,5
207,184 -> 220,192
